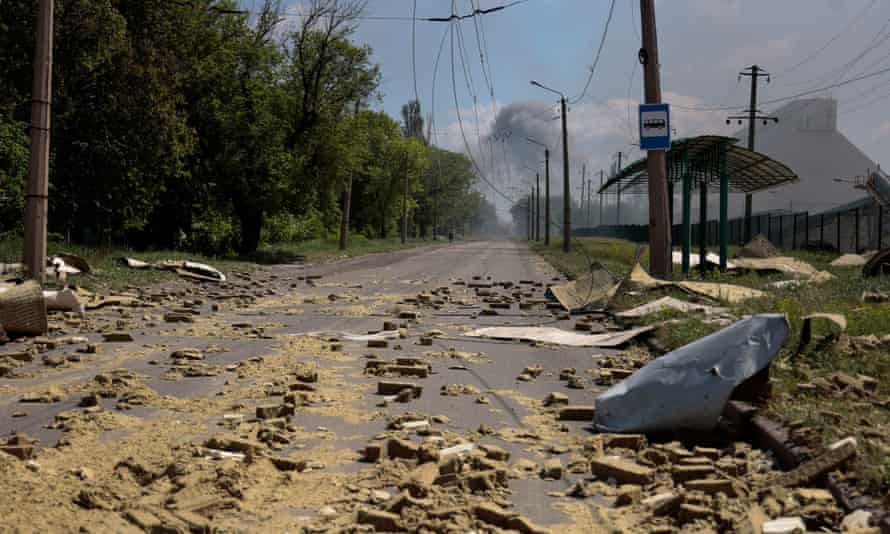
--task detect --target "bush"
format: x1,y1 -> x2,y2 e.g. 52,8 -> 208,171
261,209 -> 326,244
187,208 -> 238,256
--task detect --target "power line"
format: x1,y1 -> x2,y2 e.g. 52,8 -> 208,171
411,0 -> 419,104
259,0 -> 530,22
569,0 -> 616,104
673,62 -> 890,111
450,18 -> 515,205
773,0 -> 879,80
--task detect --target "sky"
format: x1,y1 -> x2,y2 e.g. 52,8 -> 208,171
278,0 -> 890,223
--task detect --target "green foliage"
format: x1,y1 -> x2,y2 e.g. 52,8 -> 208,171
0,0 -> 488,254
0,109 -> 27,233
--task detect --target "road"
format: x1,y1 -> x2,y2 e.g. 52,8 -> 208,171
0,240 -> 620,532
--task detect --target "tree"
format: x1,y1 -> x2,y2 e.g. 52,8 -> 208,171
401,100 -> 424,142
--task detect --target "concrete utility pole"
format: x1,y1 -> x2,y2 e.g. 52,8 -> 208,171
586,174 -> 592,225
544,149 -> 551,245
560,96 -> 570,252
339,177 -> 352,250
599,170 -> 604,226
535,173 -> 541,241
581,164 -> 588,225
639,0 -> 672,278
730,65 -> 777,242
530,81 -> 569,251
401,161 -> 409,244
615,151 -> 623,225
24,0 -> 54,282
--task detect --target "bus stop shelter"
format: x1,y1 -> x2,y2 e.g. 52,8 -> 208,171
597,136 -> 799,275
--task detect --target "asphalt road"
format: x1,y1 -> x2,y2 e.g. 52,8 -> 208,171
0,240 -> 617,529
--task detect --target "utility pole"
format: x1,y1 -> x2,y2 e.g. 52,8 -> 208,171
586,174 -> 592,226
599,170 -> 604,226
730,65 -> 778,242
339,177 -> 352,250
639,0 -> 672,278
401,160 -> 409,244
535,173 -> 541,241
560,96 -> 570,252
544,149 -> 551,245
615,151 -> 623,226
581,164 -> 588,225
24,0 -> 54,282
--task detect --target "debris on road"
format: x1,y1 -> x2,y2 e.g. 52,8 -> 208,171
732,256 -> 832,282
797,313 -> 846,353
123,257 -> 227,282
462,325 -> 653,347
595,314 -> 789,433
626,263 -> 766,303
546,262 -> 620,312
831,253 -> 870,267
0,281 -> 48,336
739,234 -> 779,258
862,247 -> 890,277
614,296 -> 727,320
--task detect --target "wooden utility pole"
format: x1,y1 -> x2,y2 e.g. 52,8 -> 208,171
339,177 -> 352,250
640,0 -> 672,278
24,0 -> 54,282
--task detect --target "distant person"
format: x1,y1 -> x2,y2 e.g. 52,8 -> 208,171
448,231 -> 454,244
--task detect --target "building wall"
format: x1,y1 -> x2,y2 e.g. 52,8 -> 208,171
732,98 -> 877,216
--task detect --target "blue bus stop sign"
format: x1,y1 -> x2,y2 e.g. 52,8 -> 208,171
639,103 -> 670,150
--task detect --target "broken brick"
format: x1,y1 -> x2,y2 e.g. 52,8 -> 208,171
557,405 -> 595,421
589,456 -> 654,485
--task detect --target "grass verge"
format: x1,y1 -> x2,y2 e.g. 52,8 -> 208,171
532,236 -> 890,498
0,235 -> 438,291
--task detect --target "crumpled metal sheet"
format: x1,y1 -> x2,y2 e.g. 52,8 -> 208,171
462,325 -> 653,347
594,314 -> 789,433
615,296 -> 727,319
547,263 -> 620,312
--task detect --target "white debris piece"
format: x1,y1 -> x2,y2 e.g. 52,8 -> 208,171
462,325 -> 653,347
762,517 -> 805,534
615,296 -> 727,319
439,443 -> 474,458
205,449 -> 246,461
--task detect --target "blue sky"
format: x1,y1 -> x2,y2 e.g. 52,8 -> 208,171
278,0 -> 890,218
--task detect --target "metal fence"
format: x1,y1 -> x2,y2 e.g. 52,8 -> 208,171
575,199 -> 889,254
671,200 -> 888,254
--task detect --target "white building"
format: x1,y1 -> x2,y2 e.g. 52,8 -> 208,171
735,98 -> 879,216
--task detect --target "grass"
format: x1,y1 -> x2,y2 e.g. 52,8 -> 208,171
0,234 -> 438,291
533,236 -> 890,496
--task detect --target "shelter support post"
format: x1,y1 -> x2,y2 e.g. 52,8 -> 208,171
853,208 -> 859,254
837,213 -> 842,253
699,178 -> 707,274
879,205 -> 883,250
719,143 -> 729,269
682,150 -> 691,276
